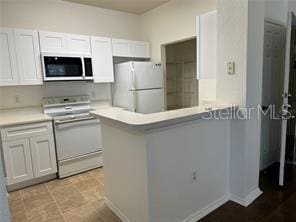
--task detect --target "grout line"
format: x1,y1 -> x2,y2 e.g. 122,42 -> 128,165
46,181 -> 67,222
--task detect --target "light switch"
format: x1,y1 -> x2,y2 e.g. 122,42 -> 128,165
227,62 -> 235,75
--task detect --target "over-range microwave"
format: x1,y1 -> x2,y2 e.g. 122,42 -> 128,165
41,53 -> 93,81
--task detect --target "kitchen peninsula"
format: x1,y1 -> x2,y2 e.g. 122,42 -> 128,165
91,105 -> 235,222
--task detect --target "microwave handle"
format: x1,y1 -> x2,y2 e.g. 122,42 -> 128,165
41,54 -> 47,81
81,57 -> 86,79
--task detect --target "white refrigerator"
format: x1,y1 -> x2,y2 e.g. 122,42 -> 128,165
112,61 -> 165,114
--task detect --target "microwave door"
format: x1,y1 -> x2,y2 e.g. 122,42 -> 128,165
83,57 -> 94,80
43,56 -> 84,81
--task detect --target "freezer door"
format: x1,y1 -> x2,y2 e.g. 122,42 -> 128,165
132,88 -> 165,114
132,62 -> 164,90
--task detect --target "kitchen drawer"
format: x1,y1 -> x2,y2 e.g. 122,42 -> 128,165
1,121 -> 53,141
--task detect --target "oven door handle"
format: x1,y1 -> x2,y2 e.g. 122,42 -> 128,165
55,116 -> 97,125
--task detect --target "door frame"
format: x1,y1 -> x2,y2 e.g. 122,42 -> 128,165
279,12 -> 296,186
260,20 -> 286,172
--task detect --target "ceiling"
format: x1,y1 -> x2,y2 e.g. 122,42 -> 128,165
64,0 -> 170,14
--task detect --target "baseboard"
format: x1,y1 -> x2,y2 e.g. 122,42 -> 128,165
182,194 -> 229,222
230,188 -> 262,207
105,191 -> 259,222
104,197 -> 131,222
6,173 -> 57,192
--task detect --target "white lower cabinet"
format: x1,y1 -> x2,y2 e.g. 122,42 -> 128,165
2,139 -> 34,185
30,134 -> 57,178
1,122 -> 57,186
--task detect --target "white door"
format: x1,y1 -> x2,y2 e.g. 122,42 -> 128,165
39,31 -> 68,53
67,34 -> 91,55
91,36 -> 114,82
30,134 -> 57,178
260,22 -> 285,170
133,62 -> 164,90
2,139 -> 34,185
279,12 -> 296,186
133,89 -> 165,114
0,28 -> 19,86
15,29 -> 43,85
129,41 -> 150,58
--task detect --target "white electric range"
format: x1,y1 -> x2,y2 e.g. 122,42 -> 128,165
43,95 -> 103,178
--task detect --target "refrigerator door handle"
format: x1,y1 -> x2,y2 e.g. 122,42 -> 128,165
131,65 -> 136,90
132,91 -> 137,112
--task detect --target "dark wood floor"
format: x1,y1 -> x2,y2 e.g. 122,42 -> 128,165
201,163 -> 296,222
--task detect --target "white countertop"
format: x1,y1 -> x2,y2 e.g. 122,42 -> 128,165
90,104 -> 236,130
0,106 -> 51,127
0,100 -> 112,127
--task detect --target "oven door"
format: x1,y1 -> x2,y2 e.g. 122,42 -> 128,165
54,115 -> 102,161
42,54 -> 84,81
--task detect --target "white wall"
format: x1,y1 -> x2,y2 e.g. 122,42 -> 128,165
140,0 -> 216,61
265,0 -> 288,24
147,118 -> 229,221
244,0 -> 265,197
0,82 -> 111,109
0,0 -> 142,109
140,0 -> 217,104
216,0 -> 248,107
217,0 -> 265,204
0,0 -> 141,39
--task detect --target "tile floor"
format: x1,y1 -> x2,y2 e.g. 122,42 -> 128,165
9,164 -> 296,222
8,167 -> 122,222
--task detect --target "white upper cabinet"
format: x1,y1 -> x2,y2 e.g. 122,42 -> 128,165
196,10 -> 217,79
39,31 -> 91,55
0,28 -> 19,86
68,34 -> 91,55
130,41 -> 150,58
15,29 -> 43,85
91,36 -> 114,83
112,38 -> 150,58
39,31 -> 68,53
112,38 -> 130,57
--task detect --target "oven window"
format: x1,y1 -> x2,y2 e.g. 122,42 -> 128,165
44,56 -> 83,77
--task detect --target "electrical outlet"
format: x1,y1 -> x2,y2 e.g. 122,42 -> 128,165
191,170 -> 198,183
14,95 -> 20,104
91,91 -> 96,98
227,62 -> 235,75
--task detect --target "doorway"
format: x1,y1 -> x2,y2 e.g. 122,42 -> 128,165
261,17 -> 296,186
260,21 -> 286,171
162,38 -> 198,110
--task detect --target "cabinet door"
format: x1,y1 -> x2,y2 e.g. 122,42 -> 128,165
0,28 -> 19,86
15,29 -> 43,85
39,31 -> 68,53
197,10 -> 217,79
30,134 -> 57,178
2,139 -> 34,185
91,36 -> 114,82
67,34 -> 91,55
112,38 -> 130,57
129,41 -> 150,58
